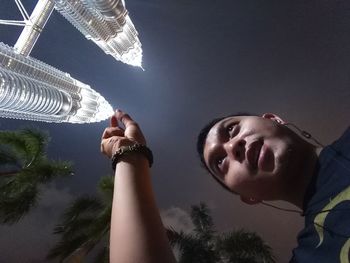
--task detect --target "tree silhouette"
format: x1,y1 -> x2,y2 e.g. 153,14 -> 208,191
47,176 -> 113,263
167,203 -> 275,263
49,179 -> 275,263
0,128 -> 73,224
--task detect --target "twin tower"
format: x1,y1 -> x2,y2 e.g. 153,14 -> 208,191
0,0 -> 142,123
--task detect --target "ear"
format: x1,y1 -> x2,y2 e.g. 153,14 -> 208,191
262,113 -> 286,125
240,196 -> 261,205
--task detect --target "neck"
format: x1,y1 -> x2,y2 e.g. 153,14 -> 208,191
283,144 -> 322,209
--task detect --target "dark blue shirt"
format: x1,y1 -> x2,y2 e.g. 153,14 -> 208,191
291,128 -> 350,263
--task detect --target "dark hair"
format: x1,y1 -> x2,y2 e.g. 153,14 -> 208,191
196,112 -> 257,192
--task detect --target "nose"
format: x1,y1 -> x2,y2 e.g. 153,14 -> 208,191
224,138 -> 246,162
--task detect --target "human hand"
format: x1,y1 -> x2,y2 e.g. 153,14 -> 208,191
101,110 -> 146,159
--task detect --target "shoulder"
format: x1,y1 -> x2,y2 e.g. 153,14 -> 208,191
328,126 -> 350,156
333,127 -> 350,146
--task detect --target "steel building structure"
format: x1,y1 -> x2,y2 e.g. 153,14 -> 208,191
0,0 -> 142,123
0,42 -> 113,123
54,0 -> 143,67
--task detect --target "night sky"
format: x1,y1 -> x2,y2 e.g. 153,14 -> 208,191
1,0 -> 350,262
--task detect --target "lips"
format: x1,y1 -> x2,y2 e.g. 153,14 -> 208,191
246,140 -> 263,170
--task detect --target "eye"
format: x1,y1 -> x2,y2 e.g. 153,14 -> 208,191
227,123 -> 238,137
216,156 -> 226,171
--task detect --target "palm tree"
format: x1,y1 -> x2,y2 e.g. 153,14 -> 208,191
49,180 -> 275,263
0,128 -> 73,224
166,203 -> 275,263
47,176 -> 113,263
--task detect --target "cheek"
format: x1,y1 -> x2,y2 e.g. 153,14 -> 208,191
224,163 -> 250,190
264,137 -> 291,169
274,139 -> 293,165
224,159 -> 277,196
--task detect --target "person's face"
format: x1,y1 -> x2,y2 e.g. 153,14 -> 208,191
203,114 -> 296,201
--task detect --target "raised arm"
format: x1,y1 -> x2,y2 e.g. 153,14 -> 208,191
101,110 -> 176,263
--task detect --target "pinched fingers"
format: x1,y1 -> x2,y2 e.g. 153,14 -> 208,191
115,110 -> 146,145
110,114 -> 118,127
101,126 -> 124,140
100,110 -> 147,159
116,110 -> 135,126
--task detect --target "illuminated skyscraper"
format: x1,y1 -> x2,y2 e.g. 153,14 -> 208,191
0,42 -> 113,123
0,0 -> 144,123
54,0 -> 143,67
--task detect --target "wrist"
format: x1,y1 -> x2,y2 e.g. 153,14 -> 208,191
115,153 -> 149,168
111,143 -> 153,170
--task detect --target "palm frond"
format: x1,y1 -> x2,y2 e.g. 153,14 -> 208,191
0,129 -> 49,167
49,194 -> 111,262
217,229 -> 275,263
191,202 -> 215,241
63,248 -> 87,263
0,148 -> 21,168
47,235 -> 93,261
0,159 -> 72,225
25,159 -> 73,183
0,158 -> 72,225
90,206 -> 111,235
54,195 -> 110,241
179,237 -> 219,263
165,226 -> 215,262
166,227 -> 190,247
21,128 -> 49,163
0,182 -> 38,224
167,203 -> 275,263
92,246 -> 109,263
59,196 -> 104,225
98,176 -> 114,203
0,128 -> 74,225
0,131 -> 29,165
54,216 -> 98,237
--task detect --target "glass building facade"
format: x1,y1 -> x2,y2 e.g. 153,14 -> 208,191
54,0 -> 142,67
0,42 -> 113,123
